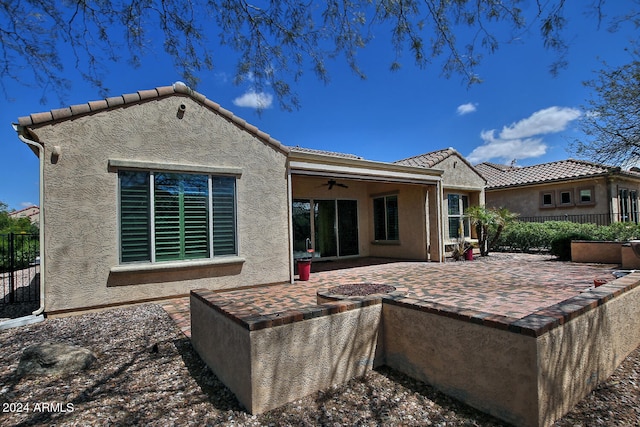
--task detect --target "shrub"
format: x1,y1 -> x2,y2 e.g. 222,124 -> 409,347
494,220 -> 640,257
549,231 -> 594,261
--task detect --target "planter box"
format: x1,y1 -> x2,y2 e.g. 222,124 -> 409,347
190,290 -> 385,414
570,240 -> 622,264
191,273 -> 640,427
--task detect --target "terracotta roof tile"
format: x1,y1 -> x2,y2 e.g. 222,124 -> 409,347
87,100 -> 108,110
155,85 -> 174,97
289,146 -> 363,160
16,82 -> 289,154
394,148 -> 485,183
51,108 -> 73,121
475,159 -> 622,189
70,103 -> 91,115
394,148 -> 456,168
121,92 -> 141,104
106,96 -> 125,108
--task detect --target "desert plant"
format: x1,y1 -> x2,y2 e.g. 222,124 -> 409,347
466,206 -> 517,256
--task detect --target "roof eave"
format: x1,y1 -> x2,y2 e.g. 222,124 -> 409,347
15,82 -> 290,156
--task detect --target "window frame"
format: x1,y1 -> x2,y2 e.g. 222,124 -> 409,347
540,191 -> 555,208
577,186 -> 595,206
446,193 -> 470,240
114,161 -> 240,265
372,194 -> 399,242
558,189 -> 574,207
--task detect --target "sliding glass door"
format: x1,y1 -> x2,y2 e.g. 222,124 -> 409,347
293,199 -> 359,259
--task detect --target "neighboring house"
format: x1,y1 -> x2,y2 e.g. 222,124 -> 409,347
395,148 -> 486,247
8,205 -> 40,227
14,82 -> 470,314
475,159 -> 640,224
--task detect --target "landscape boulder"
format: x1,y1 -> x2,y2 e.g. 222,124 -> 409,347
17,342 -> 96,377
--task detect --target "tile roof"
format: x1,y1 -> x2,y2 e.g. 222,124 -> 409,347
16,82 -> 289,154
394,148 -> 486,181
394,148 -> 457,168
474,159 -> 634,189
289,146 -> 363,160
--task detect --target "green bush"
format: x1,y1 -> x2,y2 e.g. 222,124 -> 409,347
494,220 -> 640,258
549,231 -> 594,260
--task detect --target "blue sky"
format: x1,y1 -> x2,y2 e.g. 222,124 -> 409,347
1,2 -> 637,211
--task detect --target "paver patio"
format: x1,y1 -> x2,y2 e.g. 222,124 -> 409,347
162,252 -> 618,337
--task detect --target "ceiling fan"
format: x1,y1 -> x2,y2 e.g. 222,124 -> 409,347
323,179 -> 348,190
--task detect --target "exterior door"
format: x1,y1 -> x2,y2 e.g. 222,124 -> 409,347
292,199 -> 358,259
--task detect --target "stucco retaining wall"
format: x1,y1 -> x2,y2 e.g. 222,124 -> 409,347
383,303 -> 539,425
570,240 -> 623,264
191,273 -> 640,426
383,274 -> 640,427
190,290 -> 384,414
537,278 -> 640,426
621,243 -> 640,269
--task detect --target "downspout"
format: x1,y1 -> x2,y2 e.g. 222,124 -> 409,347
13,124 -> 45,316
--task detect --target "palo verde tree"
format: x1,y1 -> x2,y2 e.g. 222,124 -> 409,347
573,49 -> 640,166
1,1 -> 637,109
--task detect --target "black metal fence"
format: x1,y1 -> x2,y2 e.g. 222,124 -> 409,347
517,213 -> 626,226
1,233 -> 40,307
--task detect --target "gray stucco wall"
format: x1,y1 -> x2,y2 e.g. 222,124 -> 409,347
31,95 -> 290,312
485,177 -> 611,218
436,155 -> 486,191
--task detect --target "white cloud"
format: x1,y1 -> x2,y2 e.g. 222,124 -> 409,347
467,131 -> 547,164
499,106 -> 581,139
232,91 -> 274,109
456,103 -> 477,115
467,106 -> 581,164
20,201 -> 36,208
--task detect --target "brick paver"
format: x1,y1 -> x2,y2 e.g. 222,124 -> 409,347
161,253 -> 618,337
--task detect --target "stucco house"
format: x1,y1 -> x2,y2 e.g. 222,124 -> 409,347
13,82 -> 487,314
475,159 -> 640,225
8,205 -> 40,227
395,148 -> 487,247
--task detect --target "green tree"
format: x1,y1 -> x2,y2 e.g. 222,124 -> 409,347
573,51 -> 640,165
0,202 -> 38,234
1,1 -> 636,109
466,205 -> 517,256
0,201 -> 39,272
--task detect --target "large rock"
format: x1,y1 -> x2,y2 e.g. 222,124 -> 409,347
17,342 -> 96,377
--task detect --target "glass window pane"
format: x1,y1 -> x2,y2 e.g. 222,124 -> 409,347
373,197 -> 386,240
338,200 -> 359,256
154,173 -> 209,261
183,175 -> 210,259
119,171 -> 151,262
386,195 -> 399,240
315,200 -> 337,257
212,176 -> 236,255
448,217 -> 460,239
292,199 -> 311,256
580,189 -> 592,202
447,194 -> 460,215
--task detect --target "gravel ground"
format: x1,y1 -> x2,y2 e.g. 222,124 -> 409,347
0,303 -> 638,426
